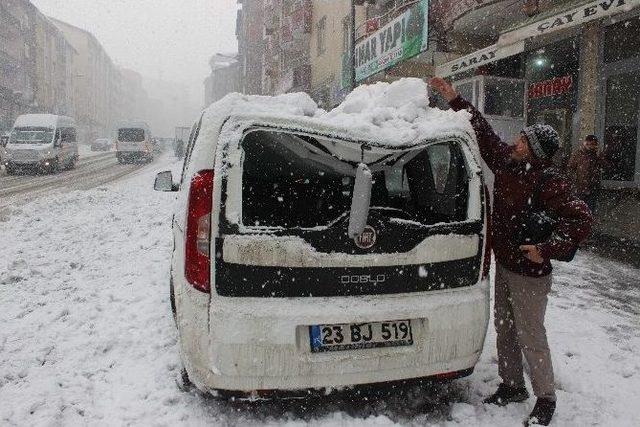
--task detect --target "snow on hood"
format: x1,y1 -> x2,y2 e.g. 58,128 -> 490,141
201,78 -> 474,149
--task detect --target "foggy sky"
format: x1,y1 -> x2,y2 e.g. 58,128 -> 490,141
31,0 -> 239,94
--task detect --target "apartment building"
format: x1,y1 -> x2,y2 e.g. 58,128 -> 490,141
236,0 -> 265,95
33,15 -> 76,118
50,18 -> 122,142
0,0 -> 37,131
204,53 -> 240,107
309,1 -> 354,108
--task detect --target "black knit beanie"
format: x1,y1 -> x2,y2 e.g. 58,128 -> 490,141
521,124 -> 560,160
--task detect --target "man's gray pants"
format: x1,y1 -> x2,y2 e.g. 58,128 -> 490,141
494,263 -> 556,400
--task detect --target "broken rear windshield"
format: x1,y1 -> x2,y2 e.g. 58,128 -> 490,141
241,130 -> 469,229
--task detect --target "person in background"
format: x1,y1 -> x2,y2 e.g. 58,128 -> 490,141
429,77 -> 593,426
567,134 -> 603,213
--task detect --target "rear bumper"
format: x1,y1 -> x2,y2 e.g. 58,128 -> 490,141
216,367 -> 474,401
177,280 -> 490,393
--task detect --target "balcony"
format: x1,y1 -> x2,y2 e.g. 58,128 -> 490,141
431,0 -> 535,39
356,0 -> 420,41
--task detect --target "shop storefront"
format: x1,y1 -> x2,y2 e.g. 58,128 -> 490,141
436,0 -> 640,242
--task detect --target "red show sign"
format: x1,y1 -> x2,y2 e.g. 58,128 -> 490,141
528,75 -> 573,99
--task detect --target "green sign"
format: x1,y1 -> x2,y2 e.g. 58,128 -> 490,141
355,0 -> 429,82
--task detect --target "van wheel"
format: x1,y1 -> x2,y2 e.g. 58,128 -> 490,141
50,157 -> 61,174
68,155 -> 78,170
176,367 -> 193,392
5,164 -> 16,175
117,153 -> 126,164
169,277 -> 177,325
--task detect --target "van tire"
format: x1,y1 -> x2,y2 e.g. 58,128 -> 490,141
176,367 -> 193,392
5,164 -> 16,175
50,157 -> 61,174
117,153 -> 126,164
67,155 -> 78,170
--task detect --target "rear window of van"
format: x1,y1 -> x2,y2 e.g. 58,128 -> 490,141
118,128 -> 145,142
241,131 -> 468,229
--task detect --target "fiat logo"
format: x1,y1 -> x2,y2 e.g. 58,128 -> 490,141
354,226 -> 377,249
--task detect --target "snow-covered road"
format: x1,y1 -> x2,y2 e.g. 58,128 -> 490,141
1,158 -> 639,426
0,150 -> 154,214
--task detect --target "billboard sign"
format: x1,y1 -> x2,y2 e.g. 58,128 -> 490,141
355,0 -> 430,82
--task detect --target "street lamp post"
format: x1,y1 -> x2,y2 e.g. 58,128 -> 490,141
351,0 -> 357,90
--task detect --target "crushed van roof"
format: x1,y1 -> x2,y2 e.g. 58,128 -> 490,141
200,78 -> 476,149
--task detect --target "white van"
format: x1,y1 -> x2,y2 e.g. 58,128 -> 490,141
116,121 -> 153,164
154,87 -> 491,399
3,114 -> 79,174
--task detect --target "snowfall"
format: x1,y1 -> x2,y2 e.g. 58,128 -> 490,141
1,80 -> 640,426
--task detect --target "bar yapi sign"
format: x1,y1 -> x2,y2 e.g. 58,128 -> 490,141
355,0 -> 429,82
528,76 -> 573,99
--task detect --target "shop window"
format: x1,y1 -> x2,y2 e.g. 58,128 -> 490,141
485,79 -> 525,118
456,82 -> 474,105
604,16 -> 640,64
602,72 -> 639,182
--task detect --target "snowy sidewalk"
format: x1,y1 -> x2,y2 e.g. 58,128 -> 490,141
1,160 -> 639,426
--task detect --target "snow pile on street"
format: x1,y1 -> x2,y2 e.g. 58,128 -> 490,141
202,78 -> 474,148
1,157 -> 639,425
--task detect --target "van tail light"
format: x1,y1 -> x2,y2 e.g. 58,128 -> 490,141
185,170 -> 214,293
482,184 -> 492,280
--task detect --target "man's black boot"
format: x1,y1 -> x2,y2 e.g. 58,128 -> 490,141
524,398 -> 556,426
483,383 -> 529,406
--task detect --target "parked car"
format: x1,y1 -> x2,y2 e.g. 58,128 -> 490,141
3,114 -> 79,174
154,98 -> 490,399
0,132 -> 9,169
91,137 -> 113,151
115,121 -> 153,164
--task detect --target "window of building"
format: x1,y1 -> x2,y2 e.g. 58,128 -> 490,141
604,16 -> 640,64
317,16 -> 327,56
602,72 -> 639,182
601,16 -> 640,184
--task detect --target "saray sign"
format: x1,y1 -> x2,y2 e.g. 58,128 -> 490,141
355,0 -> 429,82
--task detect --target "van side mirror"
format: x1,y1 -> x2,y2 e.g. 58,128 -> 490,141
348,163 -> 372,239
154,171 -> 178,192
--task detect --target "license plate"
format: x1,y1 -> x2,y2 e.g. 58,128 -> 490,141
309,320 -> 413,352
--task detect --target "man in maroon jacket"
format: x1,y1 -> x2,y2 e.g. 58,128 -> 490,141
429,78 -> 593,426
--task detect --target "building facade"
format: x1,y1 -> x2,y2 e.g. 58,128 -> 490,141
236,0 -> 314,97
236,0 -> 265,95
204,53 -> 240,107
0,0 -> 37,132
309,1 -> 356,109
50,18 -> 122,142
33,14 -> 76,118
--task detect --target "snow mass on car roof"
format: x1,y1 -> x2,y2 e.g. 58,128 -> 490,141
200,78 -> 477,150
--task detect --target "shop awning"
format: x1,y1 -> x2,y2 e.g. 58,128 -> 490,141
435,41 -> 525,78
436,0 -> 640,78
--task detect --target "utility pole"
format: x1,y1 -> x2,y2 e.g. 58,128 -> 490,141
350,0 -> 357,90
